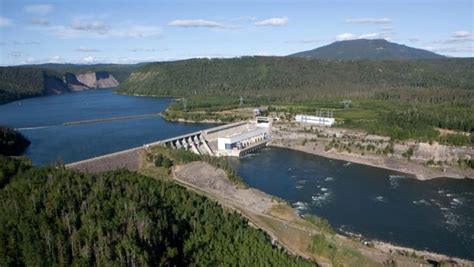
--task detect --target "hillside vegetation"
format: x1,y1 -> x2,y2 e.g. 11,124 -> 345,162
0,67 -> 67,104
0,159 -> 312,266
118,57 -> 473,101
0,127 -> 31,156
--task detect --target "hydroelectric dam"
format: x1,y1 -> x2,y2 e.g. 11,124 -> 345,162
66,117 -> 272,173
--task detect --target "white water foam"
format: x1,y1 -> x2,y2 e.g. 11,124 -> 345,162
375,196 -> 386,202
389,175 -> 407,189
324,176 -> 334,182
413,199 -> 431,206
312,189 -> 333,207
292,201 -> 308,214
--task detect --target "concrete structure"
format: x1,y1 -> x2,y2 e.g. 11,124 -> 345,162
217,127 -> 268,149
256,116 -> 272,128
158,118 -> 272,157
295,114 -> 335,126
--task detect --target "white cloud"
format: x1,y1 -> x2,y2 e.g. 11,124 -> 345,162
255,16 -> 288,26
72,19 -> 110,34
452,30 -> 471,38
77,46 -> 100,52
40,19 -> 161,39
336,32 -> 389,41
0,16 -> 12,27
346,18 -> 392,24
336,33 -> 357,41
82,56 -> 97,63
408,37 -> 420,42
49,55 -> 63,63
434,30 -> 473,44
24,4 -> 53,15
168,19 -> 224,28
30,17 -> 50,25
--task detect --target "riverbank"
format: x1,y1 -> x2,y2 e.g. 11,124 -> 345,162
162,161 -> 473,266
271,122 -> 474,180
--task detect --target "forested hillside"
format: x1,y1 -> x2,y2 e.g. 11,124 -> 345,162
0,127 -> 30,156
118,57 -> 473,103
0,67 -> 67,104
0,161 -> 312,266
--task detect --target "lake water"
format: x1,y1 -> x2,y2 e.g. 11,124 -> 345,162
229,147 -> 474,260
1,90 -> 473,260
0,89 -> 216,165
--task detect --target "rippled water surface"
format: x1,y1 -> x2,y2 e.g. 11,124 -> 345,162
229,147 -> 474,260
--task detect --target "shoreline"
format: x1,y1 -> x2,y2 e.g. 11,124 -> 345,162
169,161 -> 473,265
158,113 -> 224,124
269,141 -> 472,180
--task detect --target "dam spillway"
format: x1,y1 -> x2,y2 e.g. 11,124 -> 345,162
157,117 -> 272,157
67,118 -> 272,173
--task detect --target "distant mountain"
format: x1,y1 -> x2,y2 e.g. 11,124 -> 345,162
290,39 -> 446,60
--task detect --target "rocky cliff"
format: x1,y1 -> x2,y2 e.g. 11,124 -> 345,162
64,71 -> 119,91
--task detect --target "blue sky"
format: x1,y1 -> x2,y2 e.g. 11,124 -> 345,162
0,0 -> 472,65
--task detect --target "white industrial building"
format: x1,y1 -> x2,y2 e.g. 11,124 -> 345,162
217,127 -> 268,150
295,114 -> 335,126
214,117 -> 272,156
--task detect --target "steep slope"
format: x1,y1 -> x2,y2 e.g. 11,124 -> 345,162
0,67 -> 68,104
290,39 -> 446,60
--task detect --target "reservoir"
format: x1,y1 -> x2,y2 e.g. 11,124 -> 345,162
229,147 -> 474,260
1,90 -> 472,260
0,89 -> 216,165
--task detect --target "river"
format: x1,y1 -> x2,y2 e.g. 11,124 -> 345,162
0,89 -> 216,165
229,147 -> 474,260
1,89 -> 473,260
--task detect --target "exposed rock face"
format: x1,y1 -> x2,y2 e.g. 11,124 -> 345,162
62,71 -> 119,92
94,71 -> 119,88
64,72 -> 89,91
75,72 -> 119,89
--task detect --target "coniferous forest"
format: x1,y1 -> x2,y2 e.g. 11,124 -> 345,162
0,127 -> 31,156
0,157 -> 312,266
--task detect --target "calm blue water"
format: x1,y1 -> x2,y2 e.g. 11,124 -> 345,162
229,147 -> 474,260
0,89 -> 216,165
